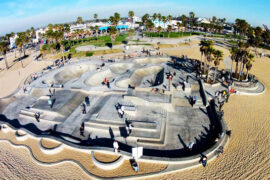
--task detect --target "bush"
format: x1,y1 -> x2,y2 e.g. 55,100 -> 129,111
85,51 -> 94,57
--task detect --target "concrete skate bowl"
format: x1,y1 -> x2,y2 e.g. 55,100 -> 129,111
135,57 -> 170,65
46,64 -> 96,85
84,69 -> 115,86
109,63 -> 135,74
116,66 -> 164,88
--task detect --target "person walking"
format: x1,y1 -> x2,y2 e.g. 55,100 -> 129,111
34,112 -> 40,122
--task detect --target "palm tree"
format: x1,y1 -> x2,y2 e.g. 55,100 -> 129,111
181,14 -> 188,31
212,16 -> 217,23
142,13 -> 150,25
213,50 -> 223,82
189,12 -> 195,20
161,16 -> 167,30
152,13 -> 157,22
94,13 -> 98,22
0,42 -> 9,69
167,15 -> 173,24
114,12 -> 121,25
128,11 -> 134,25
48,24 -> 53,30
245,53 -> 254,79
176,22 -> 182,33
108,26 -> 118,47
145,19 -> 154,33
157,13 -> 162,26
229,47 -> 238,77
77,16 -> 83,24
15,37 -> 24,67
167,25 -> 172,38
205,47 -> 215,82
157,26 -> 162,37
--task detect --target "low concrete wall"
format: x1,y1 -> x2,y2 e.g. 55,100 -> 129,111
199,79 -> 208,106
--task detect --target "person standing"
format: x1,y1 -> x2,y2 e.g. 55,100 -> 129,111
48,97 -> 53,108
188,141 -> 194,151
128,123 -> 134,135
113,140 -> 119,153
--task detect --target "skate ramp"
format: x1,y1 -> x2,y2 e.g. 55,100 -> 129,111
84,69 -> 114,86
109,63 -> 134,74
116,66 -> 164,88
46,64 -> 96,85
135,57 -> 170,65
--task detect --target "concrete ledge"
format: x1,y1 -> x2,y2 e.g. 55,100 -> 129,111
91,151 -> 124,170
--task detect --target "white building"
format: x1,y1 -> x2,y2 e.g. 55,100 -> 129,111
70,24 -> 87,33
132,16 -> 142,23
195,17 -> 211,24
34,28 -> 47,43
9,34 -> 18,49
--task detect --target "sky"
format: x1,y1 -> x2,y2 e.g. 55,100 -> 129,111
0,0 -> 269,36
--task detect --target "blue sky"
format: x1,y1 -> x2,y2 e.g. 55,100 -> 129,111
0,0 -> 269,35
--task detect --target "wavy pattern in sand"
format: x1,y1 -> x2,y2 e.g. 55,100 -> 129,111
0,125 -> 168,178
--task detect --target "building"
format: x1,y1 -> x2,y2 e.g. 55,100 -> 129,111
195,17 -> 211,24
34,28 -> 47,43
70,24 -> 87,33
9,34 -> 18,49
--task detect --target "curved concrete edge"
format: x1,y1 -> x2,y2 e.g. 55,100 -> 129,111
15,130 -> 28,141
235,81 -> 266,96
39,138 -> 64,155
91,151 -> 124,170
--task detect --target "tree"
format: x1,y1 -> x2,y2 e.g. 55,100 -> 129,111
176,22 -> 182,32
167,15 -> 173,24
213,49 -> 223,82
94,13 -> 98,22
262,31 -> 270,46
245,53 -> 254,79
181,14 -> 188,31
167,25 -> 172,38
229,47 -> 238,77
162,16 -> 167,30
15,37 -> 24,67
77,16 -> 83,24
0,42 -> 9,69
114,12 -> 121,25
142,13 -> 150,25
108,26 -> 118,46
128,11 -> 134,21
189,12 -> 195,20
152,13 -> 157,22
212,16 -> 217,23
128,11 -> 135,28
145,19 -> 155,34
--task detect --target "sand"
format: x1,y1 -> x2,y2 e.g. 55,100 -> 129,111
40,138 -> 62,149
145,55 -> 270,180
0,126 -> 167,178
94,152 -> 120,163
1,46 -> 270,179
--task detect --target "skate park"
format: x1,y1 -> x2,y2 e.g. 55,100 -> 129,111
0,56 -> 229,176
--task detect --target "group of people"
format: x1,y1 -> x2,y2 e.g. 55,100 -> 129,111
102,78 -> 111,88
215,90 -> 230,111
